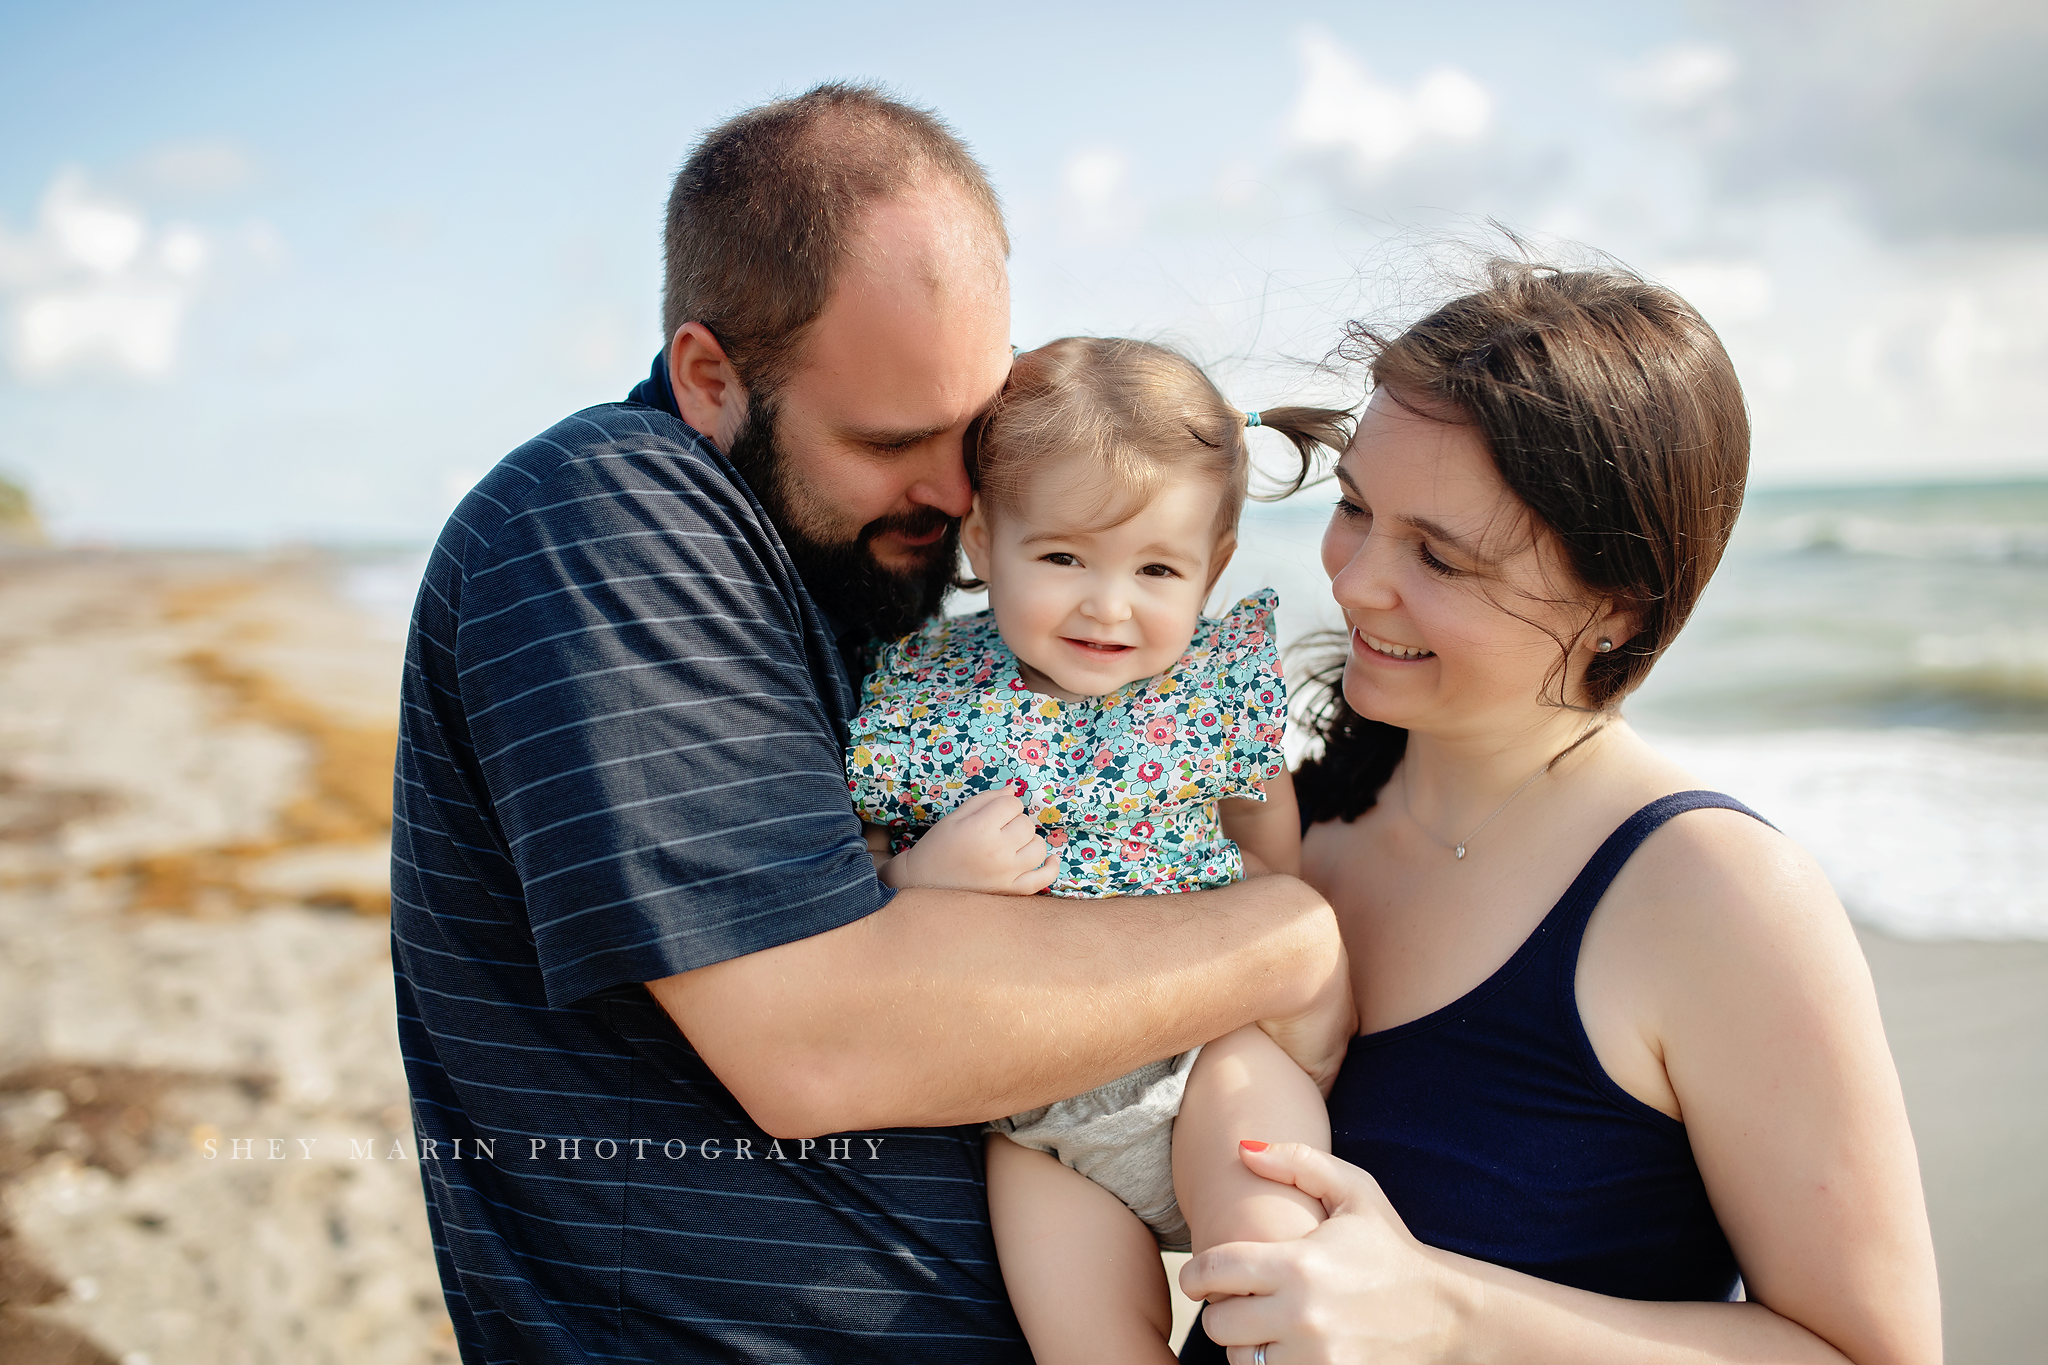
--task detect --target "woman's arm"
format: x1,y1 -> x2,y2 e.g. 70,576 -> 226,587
1186,811 -> 1940,1365
1596,811 -> 1940,1365
1184,1143 -> 1869,1364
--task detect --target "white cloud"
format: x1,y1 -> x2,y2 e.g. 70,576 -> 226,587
1653,261 -> 1774,323
1612,42 -> 1739,111
137,140 -> 257,196
0,169 -> 237,381
1287,28 -> 1492,174
1056,147 -> 1142,245
19,288 -> 183,376
160,227 -> 208,277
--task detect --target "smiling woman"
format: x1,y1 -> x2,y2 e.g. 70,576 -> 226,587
1183,260 -> 1943,1365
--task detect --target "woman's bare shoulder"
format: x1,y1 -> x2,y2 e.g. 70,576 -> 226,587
1586,728 -> 1867,1021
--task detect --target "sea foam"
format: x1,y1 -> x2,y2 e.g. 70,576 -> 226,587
1649,729 -> 2048,941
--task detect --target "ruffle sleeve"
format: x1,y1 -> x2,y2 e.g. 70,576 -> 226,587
1188,589 -> 1289,801
845,612 -> 1018,830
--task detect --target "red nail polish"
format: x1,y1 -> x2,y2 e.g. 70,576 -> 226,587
1239,1140 -> 1269,1152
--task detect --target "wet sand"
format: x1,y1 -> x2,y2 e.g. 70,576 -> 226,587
1860,928 -> 2048,1363
0,549 -> 2038,1362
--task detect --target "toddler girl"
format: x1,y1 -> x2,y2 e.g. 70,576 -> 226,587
846,337 -> 1354,1363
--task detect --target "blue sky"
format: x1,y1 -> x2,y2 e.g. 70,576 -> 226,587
3,0 -> 2043,543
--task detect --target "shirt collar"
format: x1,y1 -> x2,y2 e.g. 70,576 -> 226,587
629,350 -> 874,679
626,350 -> 682,419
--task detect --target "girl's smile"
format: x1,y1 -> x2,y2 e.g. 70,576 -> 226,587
961,454 -> 1232,702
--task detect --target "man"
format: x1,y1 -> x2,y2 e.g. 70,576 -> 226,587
392,83 -> 1345,1362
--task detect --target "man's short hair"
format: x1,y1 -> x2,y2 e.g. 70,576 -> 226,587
662,82 -> 1008,397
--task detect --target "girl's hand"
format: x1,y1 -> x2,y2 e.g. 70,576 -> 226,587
880,789 -> 1060,895
1179,1142 -> 1463,1365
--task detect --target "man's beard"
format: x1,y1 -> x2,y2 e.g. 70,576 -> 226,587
723,396 -> 958,645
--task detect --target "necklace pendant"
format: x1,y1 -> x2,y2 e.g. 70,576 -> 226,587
1454,844 -> 1467,859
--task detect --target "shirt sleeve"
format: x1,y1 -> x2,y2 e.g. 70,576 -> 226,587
1210,590 -> 1290,801
453,430 -> 889,1007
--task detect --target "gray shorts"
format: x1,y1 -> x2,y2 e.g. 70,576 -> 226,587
987,1047 -> 1201,1253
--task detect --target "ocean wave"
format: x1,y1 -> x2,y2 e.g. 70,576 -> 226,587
1912,628 -> 2048,697
1757,512 -> 2048,563
1647,729 -> 2048,941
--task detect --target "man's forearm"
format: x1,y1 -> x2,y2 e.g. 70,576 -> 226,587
647,874 -> 1344,1138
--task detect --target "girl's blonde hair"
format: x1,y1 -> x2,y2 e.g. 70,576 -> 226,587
965,337 -> 1352,546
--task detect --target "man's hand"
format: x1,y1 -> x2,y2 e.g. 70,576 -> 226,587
1256,942 -> 1355,1096
879,789 -> 1060,895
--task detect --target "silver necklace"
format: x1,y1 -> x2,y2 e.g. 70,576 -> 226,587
1401,723 -> 1606,860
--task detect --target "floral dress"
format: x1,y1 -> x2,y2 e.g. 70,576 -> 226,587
845,590 -> 1290,1251
846,589 -> 1288,896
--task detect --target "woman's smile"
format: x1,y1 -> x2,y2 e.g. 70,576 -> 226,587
1354,628 -> 1435,662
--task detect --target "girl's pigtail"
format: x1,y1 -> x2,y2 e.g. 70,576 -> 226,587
1245,405 -> 1355,500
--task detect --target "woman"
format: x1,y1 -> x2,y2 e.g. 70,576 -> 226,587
1181,262 -> 1941,1363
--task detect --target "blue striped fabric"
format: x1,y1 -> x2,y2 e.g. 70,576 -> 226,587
392,356 -> 1029,1362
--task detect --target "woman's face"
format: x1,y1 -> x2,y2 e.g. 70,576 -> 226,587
1321,389 -> 1615,741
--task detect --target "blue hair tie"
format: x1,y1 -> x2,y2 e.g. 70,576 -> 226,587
1244,410 -> 1262,428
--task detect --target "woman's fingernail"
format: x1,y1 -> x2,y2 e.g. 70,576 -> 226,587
1239,1140 -> 1269,1152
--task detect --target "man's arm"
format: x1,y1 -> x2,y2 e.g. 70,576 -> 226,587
647,872 -> 1345,1138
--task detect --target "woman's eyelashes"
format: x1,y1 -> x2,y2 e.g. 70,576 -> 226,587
1333,496 -> 1457,576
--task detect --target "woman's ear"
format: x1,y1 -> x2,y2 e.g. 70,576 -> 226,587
1586,598 -> 1642,655
667,323 -> 747,448
960,499 -> 995,584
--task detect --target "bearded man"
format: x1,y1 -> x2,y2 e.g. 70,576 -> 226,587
391,83 -> 1345,1363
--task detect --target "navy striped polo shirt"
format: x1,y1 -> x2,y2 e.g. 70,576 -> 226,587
391,355 -> 1029,1362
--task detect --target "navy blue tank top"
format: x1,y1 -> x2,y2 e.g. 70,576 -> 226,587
1185,793 -> 1758,1362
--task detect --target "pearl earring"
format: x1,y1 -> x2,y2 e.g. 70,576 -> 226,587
1595,638 -> 1614,653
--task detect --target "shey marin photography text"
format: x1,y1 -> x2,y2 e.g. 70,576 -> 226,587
194,1133 -> 892,1163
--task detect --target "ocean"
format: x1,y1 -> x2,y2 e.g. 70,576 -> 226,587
1215,479 -> 2048,942
343,478 -> 2048,942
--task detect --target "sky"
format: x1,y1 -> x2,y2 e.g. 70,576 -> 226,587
1,0 -> 2044,544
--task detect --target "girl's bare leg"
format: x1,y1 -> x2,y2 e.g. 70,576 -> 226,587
985,1133 -> 1177,1365
1172,1024 -> 1331,1250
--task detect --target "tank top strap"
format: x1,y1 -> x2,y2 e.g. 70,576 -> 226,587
1546,790 -> 1774,950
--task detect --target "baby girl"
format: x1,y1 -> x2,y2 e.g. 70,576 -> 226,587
847,337 -> 1354,1361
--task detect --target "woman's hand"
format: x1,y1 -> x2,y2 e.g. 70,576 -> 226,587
1180,1142 -> 1464,1365
878,789 -> 1059,895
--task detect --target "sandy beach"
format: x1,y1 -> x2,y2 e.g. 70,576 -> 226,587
0,550 -> 2039,1363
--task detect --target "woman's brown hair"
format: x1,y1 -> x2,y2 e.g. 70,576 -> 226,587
963,337 -> 1352,569
1295,259 -> 1751,824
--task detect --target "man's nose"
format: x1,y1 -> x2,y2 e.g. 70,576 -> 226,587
905,441 -> 974,520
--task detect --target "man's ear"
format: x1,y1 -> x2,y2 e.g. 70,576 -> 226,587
960,499 -> 994,583
667,323 -> 747,449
